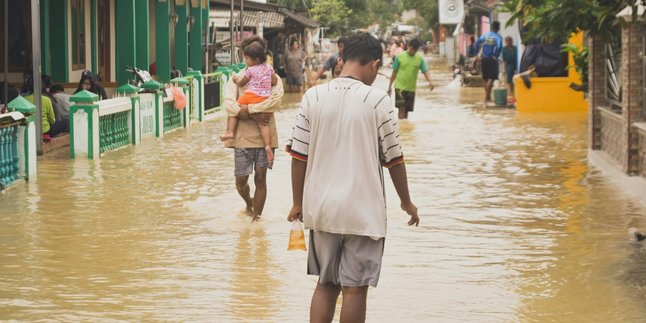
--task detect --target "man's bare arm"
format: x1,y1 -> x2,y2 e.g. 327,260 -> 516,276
388,162 -> 419,226
287,158 -> 307,222
423,71 -> 434,90
387,70 -> 398,94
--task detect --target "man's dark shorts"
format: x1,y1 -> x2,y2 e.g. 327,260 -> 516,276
234,148 -> 274,177
481,56 -> 499,81
286,73 -> 304,86
395,89 -> 416,112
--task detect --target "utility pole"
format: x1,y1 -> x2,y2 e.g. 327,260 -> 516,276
31,0 -> 43,154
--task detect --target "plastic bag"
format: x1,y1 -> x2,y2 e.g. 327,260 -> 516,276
288,221 -> 307,251
171,86 -> 186,110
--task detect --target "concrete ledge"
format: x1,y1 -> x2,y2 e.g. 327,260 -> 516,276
588,149 -> 646,206
633,122 -> 646,134
43,133 -> 70,154
598,106 -> 625,123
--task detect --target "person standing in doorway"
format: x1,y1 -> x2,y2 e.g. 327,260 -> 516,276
387,38 -> 434,120
502,36 -> 518,97
287,32 -> 419,323
476,21 -> 503,103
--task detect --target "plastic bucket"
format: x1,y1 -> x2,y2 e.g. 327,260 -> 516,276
493,88 -> 508,106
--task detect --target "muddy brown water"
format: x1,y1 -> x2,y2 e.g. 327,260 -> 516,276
2,58 -> 646,322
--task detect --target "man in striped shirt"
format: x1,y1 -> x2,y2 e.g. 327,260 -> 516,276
286,33 -> 419,323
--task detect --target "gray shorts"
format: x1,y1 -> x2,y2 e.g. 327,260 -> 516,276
307,230 -> 385,287
234,148 -> 274,177
286,73 -> 304,86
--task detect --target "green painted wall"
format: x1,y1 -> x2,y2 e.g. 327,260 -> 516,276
115,0 -> 136,84
174,2 -> 188,75
40,0 -> 51,76
49,0 -> 69,82
189,4 -> 202,72
135,0 -> 149,71
91,0 -> 97,74
155,0 -> 171,82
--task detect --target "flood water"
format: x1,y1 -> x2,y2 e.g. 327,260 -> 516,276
2,57 -> 646,322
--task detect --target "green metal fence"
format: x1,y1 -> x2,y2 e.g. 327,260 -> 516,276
0,124 -> 20,187
163,100 -> 182,133
99,111 -> 130,154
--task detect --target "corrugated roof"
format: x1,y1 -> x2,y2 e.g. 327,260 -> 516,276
278,8 -> 319,28
210,9 -> 284,29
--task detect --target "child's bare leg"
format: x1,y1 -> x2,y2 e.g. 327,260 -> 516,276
258,120 -> 274,164
220,116 -> 238,141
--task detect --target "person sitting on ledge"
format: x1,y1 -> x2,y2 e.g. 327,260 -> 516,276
24,76 -> 69,139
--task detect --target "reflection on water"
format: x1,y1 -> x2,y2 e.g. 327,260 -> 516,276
1,57 -> 646,322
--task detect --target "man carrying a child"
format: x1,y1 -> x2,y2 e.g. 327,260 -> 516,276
223,36 -> 284,222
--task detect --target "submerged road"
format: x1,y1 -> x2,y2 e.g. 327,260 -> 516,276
1,57 -> 646,322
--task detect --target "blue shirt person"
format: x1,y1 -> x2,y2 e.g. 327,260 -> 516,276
475,21 -> 504,103
477,30 -> 503,58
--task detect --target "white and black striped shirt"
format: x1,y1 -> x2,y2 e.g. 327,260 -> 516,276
286,78 -> 404,238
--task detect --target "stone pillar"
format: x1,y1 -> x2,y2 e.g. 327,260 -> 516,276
174,0 -> 189,75
90,0 -> 97,74
40,0 -> 51,76
6,97 -> 37,182
135,0 -> 150,71
187,70 -> 204,122
115,0 -> 137,84
189,0 -> 203,72
49,0 -> 69,82
155,0 -> 172,82
623,22 -> 645,174
69,90 -> 101,159
141,81 -> 165,138
115,83 -> 142,145
588,35 -> 606,150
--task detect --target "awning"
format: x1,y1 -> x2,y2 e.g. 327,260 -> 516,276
466,0 -> 495,15
210,9 -> 285,29
617,4 -> 645,20
278,8 -> 319,28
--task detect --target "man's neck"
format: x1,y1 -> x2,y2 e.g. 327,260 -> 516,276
338,62 -> 369,85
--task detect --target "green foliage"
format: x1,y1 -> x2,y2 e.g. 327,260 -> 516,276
311,0 -> 353,34
269,0 -> 403,34
402,0 -> 439,41
270,0 -> 312,10
562,43 -> 589,85
500,0 -> 645,42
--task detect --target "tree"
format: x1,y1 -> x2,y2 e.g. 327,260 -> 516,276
501,0 -> 645,42
402,0 -> 439,42
270,0 -> 403,34
501,0 -> 644,90
310,0 -> 353,34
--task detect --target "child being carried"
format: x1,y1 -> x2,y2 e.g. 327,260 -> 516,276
220,42 -> 278,164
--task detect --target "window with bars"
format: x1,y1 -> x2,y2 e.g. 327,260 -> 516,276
605,31 -> 622,110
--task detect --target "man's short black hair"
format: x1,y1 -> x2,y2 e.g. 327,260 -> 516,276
50,84 -> 65,93
340,33 -> 382,66
408,38 -> 422,50
492,21 -> 501,32
337,36 -> 348,46
243,42 -> 267,64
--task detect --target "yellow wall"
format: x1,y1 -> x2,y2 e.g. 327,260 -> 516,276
515,33 -> 588,113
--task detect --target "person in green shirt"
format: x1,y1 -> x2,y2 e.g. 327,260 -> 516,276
24,77 -> 69,138
387,38 -> 434,119
501,36 -> 518,97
